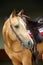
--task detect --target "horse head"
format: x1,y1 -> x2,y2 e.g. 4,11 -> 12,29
6,10 -> 33,49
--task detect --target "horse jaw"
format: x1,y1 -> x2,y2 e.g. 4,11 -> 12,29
8,24 -> 17,41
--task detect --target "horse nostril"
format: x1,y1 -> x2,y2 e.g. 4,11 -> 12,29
28,41 -> 33,49
28,41 -> 30,45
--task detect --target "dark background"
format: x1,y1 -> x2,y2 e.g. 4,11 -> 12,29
0,0 -> 43,18
0,0 -> 43,49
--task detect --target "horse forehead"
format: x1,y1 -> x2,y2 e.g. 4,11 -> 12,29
17,17 -> 26,27
11,17 -> 19,25
11,16 -> 26,28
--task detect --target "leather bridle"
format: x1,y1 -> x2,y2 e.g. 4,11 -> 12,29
5,18 -> 26,53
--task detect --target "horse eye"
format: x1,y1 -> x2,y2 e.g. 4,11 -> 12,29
14,25 -> 19,28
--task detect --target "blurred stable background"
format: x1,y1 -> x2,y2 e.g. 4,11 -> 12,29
0,0 -> 43,65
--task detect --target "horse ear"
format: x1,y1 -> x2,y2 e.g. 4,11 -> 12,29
18,9 -> 24,16
12,9 -> 16,17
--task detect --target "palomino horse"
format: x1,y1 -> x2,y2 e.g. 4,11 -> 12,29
2,10 -> 34,65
